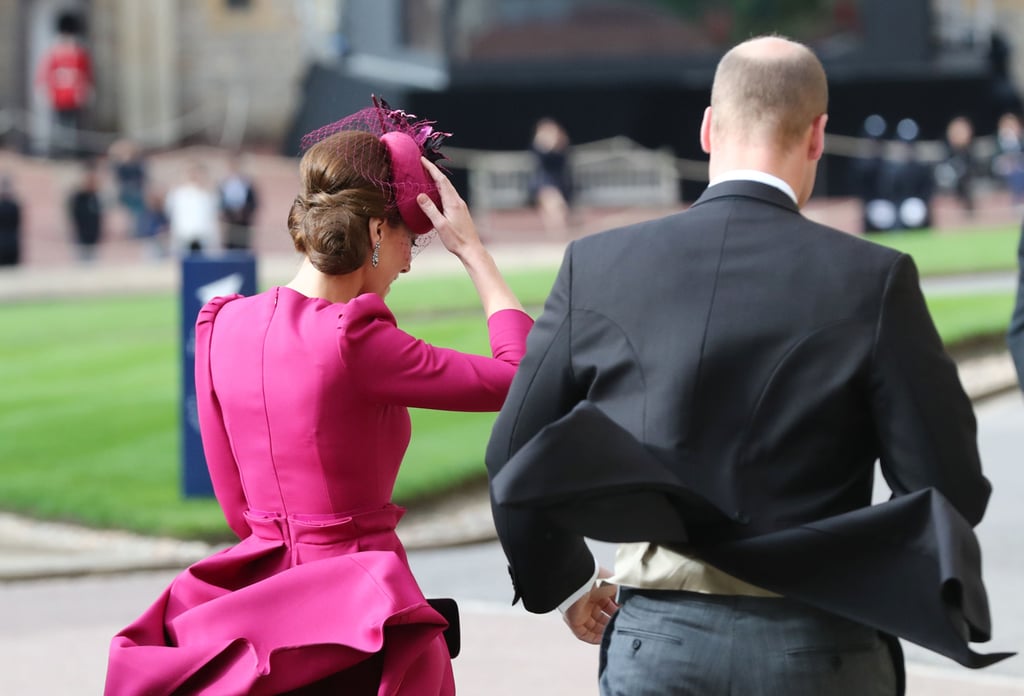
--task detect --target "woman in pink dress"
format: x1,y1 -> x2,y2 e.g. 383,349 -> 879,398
105,100 -> 533,695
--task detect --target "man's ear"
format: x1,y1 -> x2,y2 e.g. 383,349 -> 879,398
808,113 -> 828,162
700,107 -> 713,155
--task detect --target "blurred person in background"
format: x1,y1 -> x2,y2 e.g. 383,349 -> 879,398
218,152 -> 259,251
67,160 -> 103,263
105,98 -> 532,694
35,12 -> 94,159
936,115 -> 979,217
853,114 -> 893,233
0,174 -> 22,266
992,112 -> 1024,210
164,161 -> 220,256
107,138 -> 149,240
1010,226 -> 1024,391
137,187 -> 169,261
877,118 -> 932,231
529,117 -> 573,238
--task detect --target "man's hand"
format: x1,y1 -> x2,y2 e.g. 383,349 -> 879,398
563,577 -> 619,644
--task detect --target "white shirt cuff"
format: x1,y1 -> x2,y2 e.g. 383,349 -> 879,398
557,558 -> 600,615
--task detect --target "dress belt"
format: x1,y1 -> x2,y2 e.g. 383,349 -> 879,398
243,503 -> 407,561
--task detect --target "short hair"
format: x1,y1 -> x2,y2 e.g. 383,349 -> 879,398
710,36 -> 828,148
287,130 -> 398,275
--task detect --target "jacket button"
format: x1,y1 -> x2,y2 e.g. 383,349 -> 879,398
631,639 -> 642,650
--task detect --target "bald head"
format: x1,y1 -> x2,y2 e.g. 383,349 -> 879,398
710,36 -> 828,149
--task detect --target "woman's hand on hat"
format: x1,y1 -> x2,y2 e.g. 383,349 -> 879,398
417,157 -> 483,260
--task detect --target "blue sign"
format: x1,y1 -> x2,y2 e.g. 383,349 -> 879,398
181,252 -> 257,497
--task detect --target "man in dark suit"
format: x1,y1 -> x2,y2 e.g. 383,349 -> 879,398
218,153 -> 259,251
486,36 -> 1007,695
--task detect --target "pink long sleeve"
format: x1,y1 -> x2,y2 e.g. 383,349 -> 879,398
194,294 -> 251,540
338,293 -> 533,411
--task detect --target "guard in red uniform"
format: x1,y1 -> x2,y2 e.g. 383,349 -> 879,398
36,12 -> 93,157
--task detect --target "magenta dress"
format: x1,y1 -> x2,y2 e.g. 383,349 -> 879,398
105,287 -> 533,695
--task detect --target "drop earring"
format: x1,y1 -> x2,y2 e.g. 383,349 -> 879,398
371,239 -> 381,268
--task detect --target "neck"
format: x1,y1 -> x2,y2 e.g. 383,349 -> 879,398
707,142 -> 810,207
286,256 -> 366,304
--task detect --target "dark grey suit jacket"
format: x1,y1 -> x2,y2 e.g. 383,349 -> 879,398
486,180 -> 1010,670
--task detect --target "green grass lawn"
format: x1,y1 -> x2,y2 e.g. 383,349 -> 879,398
388,265 -> 557,314
868,225 -> 1020,276
926,292 -> 1017,347
0,269 -> 562,541
0,246 -> 1018,540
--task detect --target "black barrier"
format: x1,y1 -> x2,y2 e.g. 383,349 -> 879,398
180,252 -> 257,497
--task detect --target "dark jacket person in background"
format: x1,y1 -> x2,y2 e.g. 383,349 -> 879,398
218,153 -> 259,250
1009,226 -> 1024,390
0,175 -> 22,266
68,161 -> 103,262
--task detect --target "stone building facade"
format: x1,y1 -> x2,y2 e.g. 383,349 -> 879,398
0,0 -> 333,154
4,0 -> 1024,153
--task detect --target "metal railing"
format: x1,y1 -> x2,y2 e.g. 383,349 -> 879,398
455,136 -> 682,211
446,131 -> 1003,213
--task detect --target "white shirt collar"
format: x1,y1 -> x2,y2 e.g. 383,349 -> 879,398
707,169 -> 798,205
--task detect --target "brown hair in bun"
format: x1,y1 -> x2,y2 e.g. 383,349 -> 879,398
287,130 -> 399,275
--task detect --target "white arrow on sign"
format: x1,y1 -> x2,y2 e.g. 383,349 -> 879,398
196,272 -> 245,304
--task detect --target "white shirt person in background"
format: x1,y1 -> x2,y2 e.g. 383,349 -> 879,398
165,161 -> 221,256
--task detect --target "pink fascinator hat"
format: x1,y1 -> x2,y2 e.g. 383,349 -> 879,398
300,96 -> 451,235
